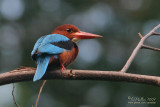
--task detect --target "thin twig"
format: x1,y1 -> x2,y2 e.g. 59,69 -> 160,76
12,83 -> 20,107
138,32 -> 143,39
120,24 -> 160,73
35,80 -> 47,107
152,32 -> 160,35
142,45 -> 160,52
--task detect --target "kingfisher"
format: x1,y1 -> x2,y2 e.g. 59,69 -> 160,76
31,24 -> 102,82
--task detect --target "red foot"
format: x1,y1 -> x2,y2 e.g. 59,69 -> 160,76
61,64 -> 66,71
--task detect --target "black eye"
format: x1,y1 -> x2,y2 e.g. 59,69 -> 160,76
66,28 -> 72,33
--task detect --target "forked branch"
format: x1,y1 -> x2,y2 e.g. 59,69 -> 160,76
120,24 -> 160,73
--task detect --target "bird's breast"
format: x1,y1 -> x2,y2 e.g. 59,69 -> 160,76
48,42 -> 78,70
59,43 -> 78,67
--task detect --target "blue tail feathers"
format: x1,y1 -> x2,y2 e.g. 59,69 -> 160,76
33,55 -> 51,82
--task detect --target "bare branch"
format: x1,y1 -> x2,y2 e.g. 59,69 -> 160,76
138,32 -> 143,39
0,67 -> 160,87
12,83 -> 20,107
142,45 -> 160,52
35,80 -> 47,107
152,32 -> 160,35
120,24 -> 160,73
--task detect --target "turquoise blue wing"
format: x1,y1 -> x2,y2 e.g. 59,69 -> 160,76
31,36 -> 45,56
37,34 -> 69,54
38,43 -> 64,54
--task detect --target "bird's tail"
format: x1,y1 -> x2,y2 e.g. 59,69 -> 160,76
33,55 -> 51,82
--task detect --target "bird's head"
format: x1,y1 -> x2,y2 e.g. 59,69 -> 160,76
52,24 -> 102,42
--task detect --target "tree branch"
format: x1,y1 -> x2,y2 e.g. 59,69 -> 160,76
0,67 -> 160,87
120,24 -> 160,73
152,32 -> 160,35
12,83 -> 20,107
141,45 -> 160,52
138,32 -> 143,39
35,80 -> 47,107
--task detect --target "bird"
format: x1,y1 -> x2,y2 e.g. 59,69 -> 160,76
31,24 -> 102,82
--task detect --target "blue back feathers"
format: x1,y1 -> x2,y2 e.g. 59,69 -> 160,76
31,34 -> 69,56
32,34 -> 70,82
31,36 -> 45,56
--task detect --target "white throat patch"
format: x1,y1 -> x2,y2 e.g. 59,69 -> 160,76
72,38 -> 80,42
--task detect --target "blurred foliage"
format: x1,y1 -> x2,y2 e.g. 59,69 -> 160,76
0,0 -> 160,107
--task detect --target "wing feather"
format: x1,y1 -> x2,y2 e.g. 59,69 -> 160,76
33,55 -> 51,81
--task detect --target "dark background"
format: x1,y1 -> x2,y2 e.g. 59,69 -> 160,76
0,0 -> 160,107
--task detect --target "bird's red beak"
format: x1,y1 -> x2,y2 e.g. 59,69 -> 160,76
73,31 -> 102,39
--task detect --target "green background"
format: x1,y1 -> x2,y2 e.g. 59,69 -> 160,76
0,0 -> 160,107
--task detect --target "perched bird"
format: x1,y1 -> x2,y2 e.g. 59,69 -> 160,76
31,24 -> 102,81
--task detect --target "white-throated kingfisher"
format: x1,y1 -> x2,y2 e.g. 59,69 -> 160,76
31,24 -> 102,81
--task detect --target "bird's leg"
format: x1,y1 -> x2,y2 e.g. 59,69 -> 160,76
61,63 -> 66,71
